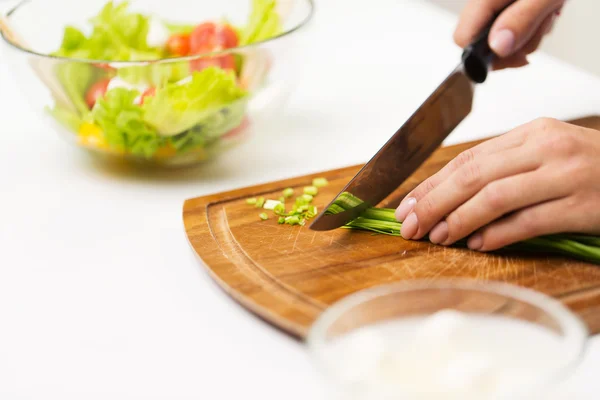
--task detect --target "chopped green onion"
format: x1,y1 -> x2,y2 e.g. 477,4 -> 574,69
278,217 -> 285,224
246,198 -> 257,205
259,213 -> 268,221
282,188 -> 294,198
296,194 -> 313,205
279,196 -> 286,203
296,204 -> 310,213
304,186 -> 318,196
263,199 -> 282,210
255,197 -> 265,208
273,203 -> 286,215
312,177 -> 329,188
285,215 -> 302,226
307,205 -> 318,218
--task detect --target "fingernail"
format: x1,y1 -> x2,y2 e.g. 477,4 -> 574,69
429,221 -> 448,245
396,197 -> 417,222
468,233 -> 483,250
401,212 -> 419,240
490,29 -> 515,57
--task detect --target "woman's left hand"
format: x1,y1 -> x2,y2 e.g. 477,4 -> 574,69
394,117 -> 600,251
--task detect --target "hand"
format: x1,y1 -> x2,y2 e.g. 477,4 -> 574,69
395,118 -> 600,252
454,0 -> 565,70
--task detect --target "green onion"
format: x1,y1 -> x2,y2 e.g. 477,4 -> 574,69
255,197 -> 265,208
327,192 -> 600,265
282,188 -> 294,199
304,186 -> 318,196
273,203 -> 286,215
259,213 -> 268,221
296,194 -> 313,205
279,196 -> 286,203
285,215 -> 302,226
278,217 -> 285,224
312,177 -> 329,188
263,199 -> 282,210
246,198 -> 257,205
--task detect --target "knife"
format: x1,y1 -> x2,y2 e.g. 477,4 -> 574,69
309,10 -> 506,232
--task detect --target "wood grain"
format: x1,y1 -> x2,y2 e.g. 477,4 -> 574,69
183,116 -> 600,339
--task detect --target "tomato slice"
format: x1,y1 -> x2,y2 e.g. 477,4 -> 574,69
222,116 -> 250,140
85,78 -> 111,109
166,33 -> 191,56
190,22 -> 219,54
218,24 -> 239,49
189,22 -> 239,73
190,54 -> 236,73
139,87 -> 156,105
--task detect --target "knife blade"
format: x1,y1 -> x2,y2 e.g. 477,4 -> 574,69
309,10 -> 504,232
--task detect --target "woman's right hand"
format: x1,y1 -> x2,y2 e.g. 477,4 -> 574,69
454,0 -> 566,70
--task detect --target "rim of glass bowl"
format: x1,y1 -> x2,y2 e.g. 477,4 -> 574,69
0,0 -> 315,66
307,278 -> 589,392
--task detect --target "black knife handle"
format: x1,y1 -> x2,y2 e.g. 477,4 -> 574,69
461,2 -> 514,84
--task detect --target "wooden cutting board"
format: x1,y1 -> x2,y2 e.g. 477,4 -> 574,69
183,116 -> 600,339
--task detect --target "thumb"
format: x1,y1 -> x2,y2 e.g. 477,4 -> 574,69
489,0 -> 564,57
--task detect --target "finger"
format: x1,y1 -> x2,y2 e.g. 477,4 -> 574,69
401,145 -> 543,241
490,12 -> 553,70
431,168 -> 571,246
488,0 -> 564,57
466,196 -> 583,251
396,124 -> 531,221
454,0 -> 516,48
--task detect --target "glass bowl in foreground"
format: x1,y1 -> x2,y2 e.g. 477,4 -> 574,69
0,0 -> 313,167
307,279 -> 588,400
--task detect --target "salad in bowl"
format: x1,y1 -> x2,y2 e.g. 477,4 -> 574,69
0,0 -> 313,166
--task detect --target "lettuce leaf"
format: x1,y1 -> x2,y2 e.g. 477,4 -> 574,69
117,60 -> 190,86
52,1 -> 163,61
142,67 -> 247,136
91,88 -> 164,157
240,0 -> 283,45
55,62 -> 98,115
169,99 -> 247,153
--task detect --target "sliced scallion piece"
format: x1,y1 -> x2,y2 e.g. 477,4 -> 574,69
264,199 -> 282,210
282,188 -> 294,199
312,177 -> 329,188
273,203 -> 286,215
259,213 -> 268,221
304,186 -> 318,196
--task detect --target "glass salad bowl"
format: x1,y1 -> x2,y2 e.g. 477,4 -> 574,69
0,0 -> 313,167
308,280 -> 589,400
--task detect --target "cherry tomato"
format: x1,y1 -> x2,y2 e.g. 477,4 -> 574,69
218,24 -> 239,49
166,33 -> 191,56
222,116 -> 250,140
190,22 -> 239,53
189,22 -> 239,73
190,22 -> 219,54
94,63 -> 115,72
218,54 -> 236,71
190,54 -> 236,73
85,78 -> 111,109
139,87 -> 156,105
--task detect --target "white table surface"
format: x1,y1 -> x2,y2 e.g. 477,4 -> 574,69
1,0 -> 600,398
